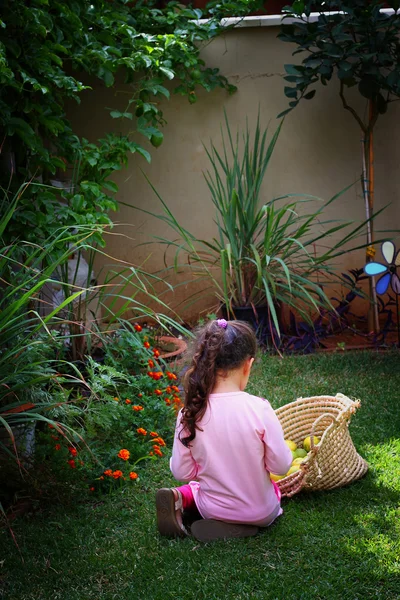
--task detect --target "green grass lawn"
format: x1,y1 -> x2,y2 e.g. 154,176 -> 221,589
1,352 -> 399,600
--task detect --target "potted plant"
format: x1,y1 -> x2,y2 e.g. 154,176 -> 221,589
141,113 -> 377,337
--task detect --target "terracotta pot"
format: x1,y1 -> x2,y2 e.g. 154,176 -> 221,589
156,336 -> 187,360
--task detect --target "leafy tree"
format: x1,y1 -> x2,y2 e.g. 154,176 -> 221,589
278,0 -> 400,331
0,0 -> 258,248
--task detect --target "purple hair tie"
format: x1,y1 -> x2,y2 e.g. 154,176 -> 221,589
216,318 -> 228,329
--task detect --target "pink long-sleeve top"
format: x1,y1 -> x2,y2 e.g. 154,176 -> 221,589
170,391 -> 293,524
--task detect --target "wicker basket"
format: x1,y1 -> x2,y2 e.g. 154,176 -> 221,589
274,394 -> 368,498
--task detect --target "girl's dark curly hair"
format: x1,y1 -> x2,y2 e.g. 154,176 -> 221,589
179,320 -> 257,447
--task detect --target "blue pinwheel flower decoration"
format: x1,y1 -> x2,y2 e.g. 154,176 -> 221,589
364,241 -> 400,295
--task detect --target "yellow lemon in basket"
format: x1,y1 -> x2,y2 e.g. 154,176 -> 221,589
286,465 -> 300,476
292,457 -> 305,466
285,439 -> 297,451
270,473 -> 285,482
303,436 -> 320,452
294,448 -> 307,458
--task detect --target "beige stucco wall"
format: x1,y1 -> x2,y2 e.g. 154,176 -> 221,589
69,25 -> 400,322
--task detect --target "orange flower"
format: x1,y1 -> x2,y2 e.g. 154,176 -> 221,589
148,359 -> 154,368
100,476 -> 104,480
150,431 -> 158,437
133,405 -> 144,411
167,372 -> 178,380
113,397 -> 119,402
154,447 -> 163,457
137,428 -> 147,435
165,399 -> 171,406
149,451 -> 154,456
144,341 -> 150,349
154,389 -> 162,396
68,447 -> 78,457
153,349 -> 160,358
118,449 -> 130,461
173,396 -> 181,404
172,385 -> 180,393
129,471 -> 138,480
153,437 -> 166,446
67,459 -> 76,469
112,470 -> 123,479
125,399 -> 132,404
104,469 -> 113,477
134,324 -> 142,332
55,444 -> 61,451
165,386 -> 172,394
138,393 -> 143,398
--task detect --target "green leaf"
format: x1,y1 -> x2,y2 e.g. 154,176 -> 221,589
159,66 -> 175,80
284,64 -> 303,75
103,180 -> 118,193
303,89 -> 316,100
284,86 -> 298,99
103,70 -> 114,87
110,110 -> 133,120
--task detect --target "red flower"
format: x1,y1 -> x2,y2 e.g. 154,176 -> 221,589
118,449 -> 130,461
138,393 -> 143,398
150,431 -> 158,437
134,324 -> 142,332
100,476 -> 104,480
153,349 -> 160,358
68,447 -> 78,457
68,459 -> 76,469
112,470 -> 123,479
55,444 -> 61,451
148,359 -> 154,368
90,486 -> 95,492
137,428 -> 147,435
166,386 -> 172,394
144,341 -> 151,349
154,389 -> 162,396
172,385 -> 180,393
129,471 -> 138,480
125,399 -> 132,404
104,469 -> 113,477
147,371 -> 154,378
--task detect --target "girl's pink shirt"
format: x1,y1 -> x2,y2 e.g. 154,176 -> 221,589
170,391 -> 293,524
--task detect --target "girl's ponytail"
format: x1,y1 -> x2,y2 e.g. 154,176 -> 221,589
179,320 -> 257,447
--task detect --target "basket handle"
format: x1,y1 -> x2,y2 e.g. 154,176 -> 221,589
309,412 -> 336,451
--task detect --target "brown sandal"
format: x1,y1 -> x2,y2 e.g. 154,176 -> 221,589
191,519 -> 259,542
156,488 -> 188,538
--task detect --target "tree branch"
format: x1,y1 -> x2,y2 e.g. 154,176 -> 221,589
339,81 -> 367,133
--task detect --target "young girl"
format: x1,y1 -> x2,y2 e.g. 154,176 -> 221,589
156,319 -> 292,542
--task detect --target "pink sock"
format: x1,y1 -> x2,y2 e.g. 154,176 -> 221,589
176,484 -> 196,510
